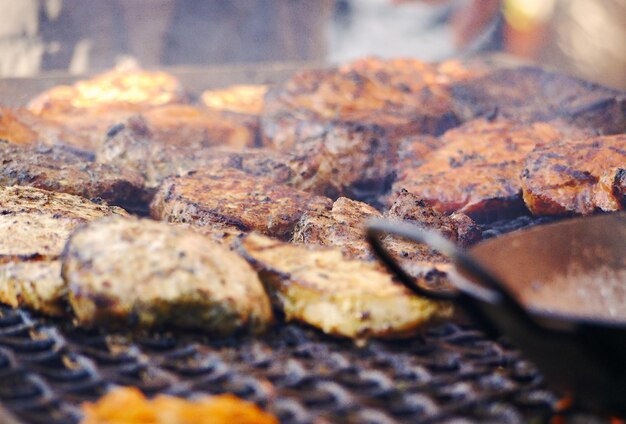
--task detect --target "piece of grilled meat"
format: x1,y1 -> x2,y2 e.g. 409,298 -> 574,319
0,140 -> 148,211
451,66 -> 626,134
261,58 -> 475,197
62,217 -> 272,334
151,169 -> 332,240
391,118 -> 593,221
99,117 -> 338,196
293,195 -> 479,281
521,134 -> 626,215
0,186 -> 127,315
241,233 -> 452,339
201,85 -> 267,116
26,67 -> 187,151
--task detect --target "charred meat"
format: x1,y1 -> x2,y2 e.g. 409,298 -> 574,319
150,168 -> 332,240
521,134 -> 626,215
62,217 -> 272,334
261,58 -> 474,197
391,118 -> 592,221
0,140 -> 148,211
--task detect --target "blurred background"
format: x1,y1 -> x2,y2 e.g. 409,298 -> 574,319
0,0 -> 624,90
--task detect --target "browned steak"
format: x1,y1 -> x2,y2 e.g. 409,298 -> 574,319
99,116 -> 338,196
150,168 -> 332,240
0,140 -> 148,211
262,58 -> 477,198
391,118 -> 593,221
521,134 -> 626,215
451,66 -> 626,134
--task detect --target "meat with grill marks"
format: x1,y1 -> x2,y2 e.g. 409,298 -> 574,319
240,233 -> 452,339
150,168 -> 332,240
99,116 -> 338,196
391,118 -> 593,221
62,217 -> 272,334
0,186 -> 127,316
261,57 -> 477,197
451,66 -> 626,134
0,140 -> 148,211
521,134 -> 626,216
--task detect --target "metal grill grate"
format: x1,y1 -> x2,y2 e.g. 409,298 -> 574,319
0,215 -> 609,424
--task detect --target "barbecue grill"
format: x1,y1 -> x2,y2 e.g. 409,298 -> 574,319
0,213 -> 615,423
0,4 -> 623,420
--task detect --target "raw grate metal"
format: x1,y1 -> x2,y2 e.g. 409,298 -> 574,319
0,215 -> 611,423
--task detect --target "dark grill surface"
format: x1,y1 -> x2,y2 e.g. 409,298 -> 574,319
0,215 -> 609,424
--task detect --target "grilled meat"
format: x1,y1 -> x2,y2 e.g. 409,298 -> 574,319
0,140 -> 148,211
0,186 -> 128,262
27,66 -> 185,116
521,134 -> 626,215
150,168 -> 332,240
387,190 -> 482,247
26,67 -> 187,152
293,196 -> 476,281
391,118 -> 592,221
240,233 -> 452,339
0,186 -> 127,314
99,117 -> 337,196
0,261 -> 65,316
0,107 -> 93,148
451,66 -> 626,134
261,58 -> 474,197
201,85 -> 267,115
62,217 -> 272,334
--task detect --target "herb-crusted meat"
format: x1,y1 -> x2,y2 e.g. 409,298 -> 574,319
241,233 -> 452,339
521,134 -> 626,215
150,169 -> 332,240
62,217 -> 272,334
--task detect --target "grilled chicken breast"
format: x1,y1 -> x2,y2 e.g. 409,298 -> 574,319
62,217 -> 272,334
0,140 -> 147,211
451,66 -> 626,134
241,233 -> 452,339
521,134 -> 626,215
99,118 -> 337,196
391,118 -> 592,221
0,186 -> 127,315
201,85 -> 267,115
151,169 -> 332,240
261,58 -> 474,197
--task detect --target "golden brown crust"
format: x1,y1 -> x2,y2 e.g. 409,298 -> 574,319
81,387 -> 278,424
391,119 -> 592,221
521,134 -> 626,215
241,233 -> 452,339
62,217 -> 273,334
201,84 -> 268,115
261,58 -> 474,196
0,140 -> 148,210
27,67 -> 185,116
150,169 -> 332,240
